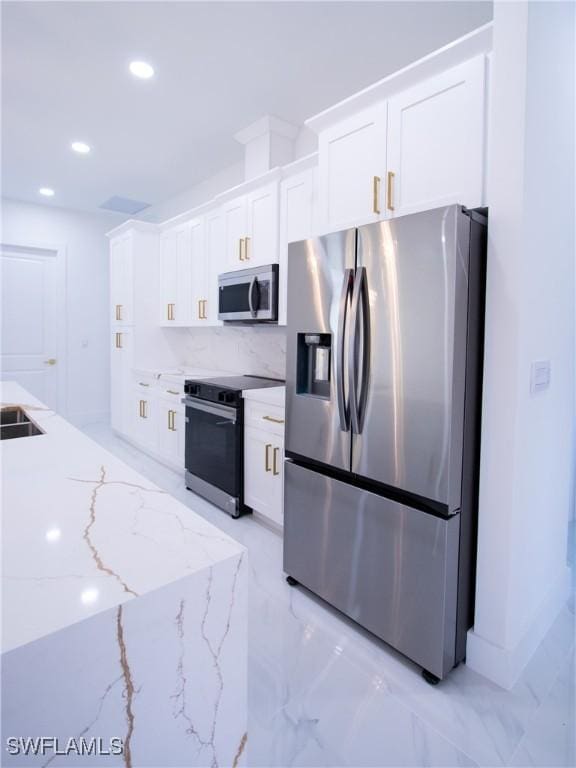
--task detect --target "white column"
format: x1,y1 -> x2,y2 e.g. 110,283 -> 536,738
467,1 -> 575,688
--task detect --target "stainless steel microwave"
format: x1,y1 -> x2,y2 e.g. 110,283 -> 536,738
218,264 -> 279,323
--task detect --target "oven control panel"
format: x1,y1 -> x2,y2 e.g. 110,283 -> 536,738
184,381 -> 241,407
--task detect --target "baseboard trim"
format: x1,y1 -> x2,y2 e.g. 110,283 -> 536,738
466,566 -> 572,689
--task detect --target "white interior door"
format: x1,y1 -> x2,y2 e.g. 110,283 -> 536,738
1,244 -> 61,409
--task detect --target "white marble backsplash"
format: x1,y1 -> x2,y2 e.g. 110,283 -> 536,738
163,326 -> 287,380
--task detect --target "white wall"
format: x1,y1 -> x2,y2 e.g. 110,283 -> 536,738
467,1 -> 575,688
1,198 -> 122,424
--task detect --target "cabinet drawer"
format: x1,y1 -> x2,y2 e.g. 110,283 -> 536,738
158,383 -> 184,403
134,374 -> 157,395
244,400 -> 285,436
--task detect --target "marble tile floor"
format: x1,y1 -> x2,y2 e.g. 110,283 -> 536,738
83,423 -> 575,768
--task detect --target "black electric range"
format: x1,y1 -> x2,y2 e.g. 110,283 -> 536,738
183,376 -> 284,517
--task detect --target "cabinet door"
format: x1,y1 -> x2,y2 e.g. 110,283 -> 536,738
160,223 -> 191,323
245,181 -> 279,267
189,217 -> 207,325
110,328 -> 133,435
279,168 -> 316,325
157,399 -> 185,466
386,56 -> 486,217
110,234 -> 133,325
244,426 -> 284,525
223,196 -> 248,271
132,389 -> 157,449
318,103 -> 387,232
203,208 -> 223,325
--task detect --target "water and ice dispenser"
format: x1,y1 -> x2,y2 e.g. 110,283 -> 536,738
296,333 -> 332,398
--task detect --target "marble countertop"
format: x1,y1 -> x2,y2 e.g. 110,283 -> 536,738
243,386 -> 286,408
0,381 -> 245,654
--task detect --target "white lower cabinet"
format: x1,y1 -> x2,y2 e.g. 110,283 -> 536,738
157,395 -> 185,466
110,328 -> 133,436
132,387 -> 157,450
244,426 -> 284,526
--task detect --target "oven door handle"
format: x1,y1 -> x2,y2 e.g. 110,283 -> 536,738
182,397 -> 237,422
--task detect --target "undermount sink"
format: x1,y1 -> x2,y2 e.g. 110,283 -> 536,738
0,407 -> 44,440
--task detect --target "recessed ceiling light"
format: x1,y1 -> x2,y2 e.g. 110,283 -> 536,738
129,60 -> 154,79
71,141 -> 91,154
39,187 -> 55,197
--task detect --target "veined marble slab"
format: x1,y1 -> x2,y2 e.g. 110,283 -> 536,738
1,382 -> 247,767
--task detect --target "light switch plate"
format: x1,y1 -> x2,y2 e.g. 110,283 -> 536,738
530,360 -> 551,395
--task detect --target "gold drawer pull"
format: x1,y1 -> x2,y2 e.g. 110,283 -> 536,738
265,443 -> 272,472
115,304 -> 123,321
387,171 -> 395,212
197,299 -> 202,319
372,175 -> 381,215
273,446 -> 280,476
244,236 -> 250,260
239,238 -> 245,261
115,332 -> 122,349
201,299 -> 207,319
167,303 -> 175,321
262,415 -> 284,424
139,400 -> 148,418
166,389 -> 180,396
168,409 -> 176,431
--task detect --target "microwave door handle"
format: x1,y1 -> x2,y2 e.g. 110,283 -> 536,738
248,276 -> 259,318
337,269 -> 353,432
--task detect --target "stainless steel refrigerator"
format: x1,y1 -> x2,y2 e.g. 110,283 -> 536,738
283,204 -> 487,682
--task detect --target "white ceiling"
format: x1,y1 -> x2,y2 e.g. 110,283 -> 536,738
2,1 -> 492,214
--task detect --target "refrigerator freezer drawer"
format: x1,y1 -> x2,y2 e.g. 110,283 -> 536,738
283,461 -> 461,679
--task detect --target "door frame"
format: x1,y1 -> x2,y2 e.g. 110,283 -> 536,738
0,238 -> 68,415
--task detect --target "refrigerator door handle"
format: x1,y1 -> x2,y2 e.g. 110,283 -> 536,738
348,266 -> 371,434
337,268 -> 354,432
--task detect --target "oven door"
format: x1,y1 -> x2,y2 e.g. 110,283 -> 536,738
218,265 -> 278,322
184,397 -> 242,513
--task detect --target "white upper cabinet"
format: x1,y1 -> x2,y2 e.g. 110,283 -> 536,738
386,56 -> 486,216
110,233 -> 134,325
223,180 -> 280,272
245,181 -> 279,267
203,208 -> 224,325
278,166 -> 316,325
189,216 -> 207,325
159,222 -> 192,324
223,195 -> 248,271
318,103 -> 387,233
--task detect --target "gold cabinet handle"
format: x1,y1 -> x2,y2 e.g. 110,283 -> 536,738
265,443 -> 272,472
167,303 -> 175,321
373,175 -> 381,215
273,446 -> 280,476
202,299 -> 207,319
197,299 -> 202,319
139,400 -> 147,419
44,358 -> 57,366
115,332 -> 123,349
244,236 -> 250,260
167,409 -> 176,431
387,171 -> 395,212
239,238 -> 245,261
262,415 -> 285,424
166,389 -> 180,396
115,304 -> 123,321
